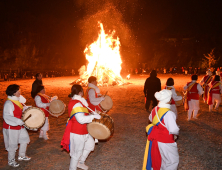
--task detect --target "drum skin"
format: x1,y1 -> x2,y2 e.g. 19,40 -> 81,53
175,91 -> 183,106
49,99 -> 65,117
100,95 -> 113,111
22,107 -> 45,130
87,112 -> 114,140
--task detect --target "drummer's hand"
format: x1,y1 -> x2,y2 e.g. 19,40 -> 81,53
174,135 -> 178,141
51,96 -> 58,101
100,97 -> 105,101
17,119 -> 25,126
93,114 -> 101,120
23,106 -> 31,112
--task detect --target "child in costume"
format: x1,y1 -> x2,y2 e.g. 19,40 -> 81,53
143,89 -> 179,170
61,84 -> 101,170
3,84 -> 31,167
184,75 -> 203,120
165,77 -> 182,118
207,75 -> 222,112
34,85 -> 51,140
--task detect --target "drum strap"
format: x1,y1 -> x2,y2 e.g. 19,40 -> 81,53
7,99 -> 23,110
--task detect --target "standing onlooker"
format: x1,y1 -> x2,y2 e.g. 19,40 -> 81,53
184,75 -> 203,120
31,73 -> 43,98
144,70 -> 161,112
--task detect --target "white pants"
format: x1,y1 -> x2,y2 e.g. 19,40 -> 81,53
187,99 -> 199,119
3,128 -> 30,161
158,142 -> 179,170
41,117 -> 49,132
209,93 -> 221,110
69,133 -> 95,170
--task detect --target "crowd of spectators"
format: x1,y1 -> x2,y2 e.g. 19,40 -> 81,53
128,66 -> 221,75
0,69 -> 76,81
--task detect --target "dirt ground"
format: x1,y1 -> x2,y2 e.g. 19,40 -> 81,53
0,74 -> 222,170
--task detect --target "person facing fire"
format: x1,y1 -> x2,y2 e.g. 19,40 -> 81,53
207,75 -> 222,112
184,75 -> 203,120
86,76 -> 105,112
3,84 -> 31,167
143,89 -> 179,170
200,70 -> 213,103
61,84 -> 101,170
144,70 -> 161,112
165,78 -> 182,118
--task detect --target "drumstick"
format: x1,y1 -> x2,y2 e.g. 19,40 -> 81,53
104,91 -> 108,97
85,106 -> 97,115
24,114 -> 32,122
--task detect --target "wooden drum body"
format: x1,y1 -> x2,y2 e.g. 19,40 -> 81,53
49,99 -> 65,117
175,91 -> 183,106
100,95 -> 113,112
22,107 -> 45,130
87,112 -> 114,140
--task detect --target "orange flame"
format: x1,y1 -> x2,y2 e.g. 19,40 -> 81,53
79,22 -> 123,86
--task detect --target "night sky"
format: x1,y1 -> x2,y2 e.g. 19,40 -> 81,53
1,0 -> 222,69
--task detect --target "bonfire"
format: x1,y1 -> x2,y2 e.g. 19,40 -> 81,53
72,22 -> 126,86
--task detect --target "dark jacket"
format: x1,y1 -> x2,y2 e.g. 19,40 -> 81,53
31,79 -> 43,98
144,73 -> 161,99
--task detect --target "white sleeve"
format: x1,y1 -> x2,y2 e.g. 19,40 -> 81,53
74,103 -> 95,124
171,88 -> 182,101
183,84 -> 188,91
88,89 -> 104,105
35,96 -> 50,108
164,111 -> 180,135
149,112 -> 152,122
197,84 -> 204,95
3,101 -> 22,126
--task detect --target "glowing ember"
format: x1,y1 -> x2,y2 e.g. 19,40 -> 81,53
126,74 -> 130,80
76,22 -> 124,86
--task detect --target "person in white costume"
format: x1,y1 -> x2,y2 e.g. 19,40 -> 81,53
61,84 -> 101,170
207,75 -> 222,112
86,76 -> 105,144
34,85 -> 54,140
184,75 -> 203,120
86,76 -> 105,112
3,84 -> 31,168
165,78 -> 182,118
143,89 -> 179,170
200,70 -> 213,103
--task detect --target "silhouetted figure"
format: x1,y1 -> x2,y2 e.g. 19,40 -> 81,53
144,70 -> 161,112
31,73 -> 43,98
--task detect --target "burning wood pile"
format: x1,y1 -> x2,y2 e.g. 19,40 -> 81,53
71,22 -> 128,87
